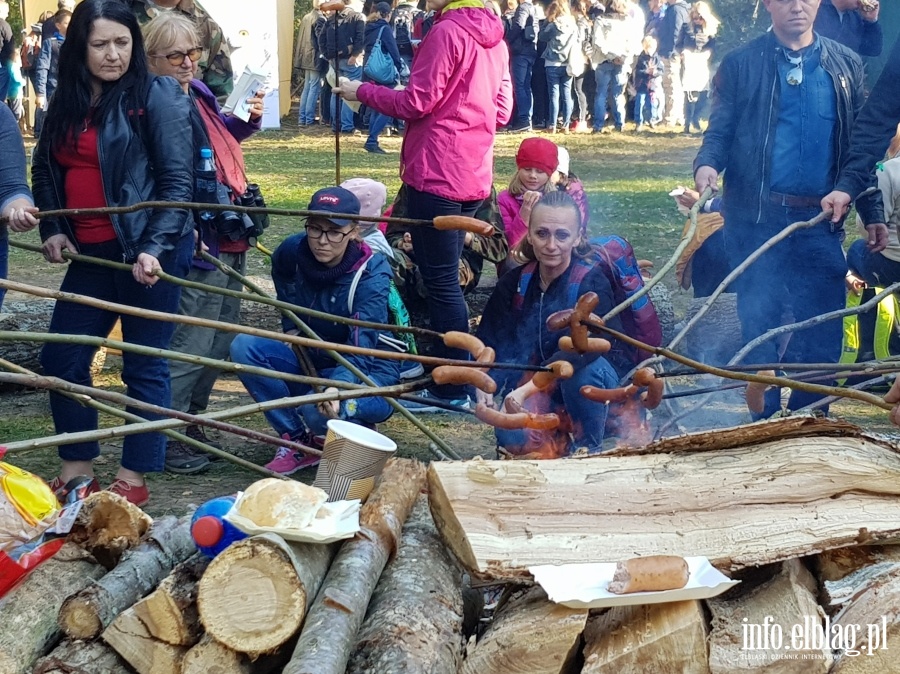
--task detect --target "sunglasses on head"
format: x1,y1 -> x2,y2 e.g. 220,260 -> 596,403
152,47 -> 202,66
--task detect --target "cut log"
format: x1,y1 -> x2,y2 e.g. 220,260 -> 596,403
67,490 -> 152,570
346,495 -> 465,674
102,606 -> 186,674
707,559 -> 832,673
0,302 -> 54,377
284,458 -> 426,674
459,586 -> 587,674
180,635 -> 249,674
197,534 -> 336,656
815,546 -> 900,583
831,571 -> 900,673
59,515 -> 195,640
0,543 -> 105,674
33,639 -> 130,674
427,429 -> 900,581
821,560 -> 900,615
581,600 -> 709,674
132,552 -> 210,646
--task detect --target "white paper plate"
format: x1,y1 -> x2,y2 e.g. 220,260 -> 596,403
529,556 -> 739,609
224,494 -> 361,544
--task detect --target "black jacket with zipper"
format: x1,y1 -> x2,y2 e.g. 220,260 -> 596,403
694,32 -> 882,228
33,76 -> 194,262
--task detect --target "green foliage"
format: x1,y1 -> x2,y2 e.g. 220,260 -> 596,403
712,0 -> 769,59
7,0 -> 24,43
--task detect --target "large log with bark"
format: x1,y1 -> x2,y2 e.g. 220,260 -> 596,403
427,421 -> 900,581
102,606 -> 186,674
132,553 -> 209,646
0,544 -> 106,674
815,546 -> 900,614
345,495 -> 465,674
581,600 -> 709,674
831,571 -> 900,673
284,458 -> 426,674
67,490 -> 152,570
59,515 -> 195,640
33,639 -> 130,674
707,559 -> 832,673
197,534 -> 336,656
0,302 -> 54,376
459,586 -> 587,674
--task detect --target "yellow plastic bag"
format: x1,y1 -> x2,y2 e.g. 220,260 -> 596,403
0,461 -> 58,553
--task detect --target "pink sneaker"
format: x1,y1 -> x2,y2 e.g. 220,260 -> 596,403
264,435 -> 321,475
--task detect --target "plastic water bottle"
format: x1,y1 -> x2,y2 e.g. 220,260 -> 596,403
190,495 -> 246,558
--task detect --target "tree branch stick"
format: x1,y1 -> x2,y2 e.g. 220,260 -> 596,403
602,187 -> 712,323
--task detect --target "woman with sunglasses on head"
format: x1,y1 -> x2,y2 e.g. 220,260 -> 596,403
476,191 -> 633,457
141,12 -> 265,475
229,187 -> 401,475
31,0 -> 195,506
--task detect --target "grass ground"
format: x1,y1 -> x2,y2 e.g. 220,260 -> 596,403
3,124 -> 890,518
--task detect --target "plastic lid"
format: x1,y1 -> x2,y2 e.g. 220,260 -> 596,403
191,515 -> 224,548
200,147 -> 213,158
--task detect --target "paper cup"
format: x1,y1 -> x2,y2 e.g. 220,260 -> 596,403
313,420 -> 397,502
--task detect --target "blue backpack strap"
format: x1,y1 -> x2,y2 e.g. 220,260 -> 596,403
566,257 -> 594,307
512,261 -> 538,312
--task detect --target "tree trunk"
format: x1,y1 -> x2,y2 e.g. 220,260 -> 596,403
102,606 -> 186,674
345,495 -> 465,674
131,553 -> 209,646
67,491 -> 153,570
831,571 -> 900,673
180,635 -> 249,674
0,303 -> 54,377
283,458 -> 426,674
427,424 -> 900,581
707,559 -> 832,673
581,600 -> 710,674
0,544 -> 106,674
459,586 -> 587,674
32,639 -> 130,674
197,534 -> 337,656
59,516 -> 196,640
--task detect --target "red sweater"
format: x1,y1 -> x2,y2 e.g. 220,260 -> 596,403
53,125 -> 116,245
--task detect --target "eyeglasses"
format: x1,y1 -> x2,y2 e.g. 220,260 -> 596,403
784,51 -> 802,86
305,223 -> 354,243
151,47 -> 202,66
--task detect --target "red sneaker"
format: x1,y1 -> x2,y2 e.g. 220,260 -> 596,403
107,479 -> 149,508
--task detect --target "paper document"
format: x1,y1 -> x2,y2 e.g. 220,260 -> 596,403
222,64 -> 268,122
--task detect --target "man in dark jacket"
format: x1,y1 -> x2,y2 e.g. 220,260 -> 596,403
814,0 -> 882,58
657,0 -> 689,127
693,0 -> 870,415
507,0 -> 539,131
822,34 -> 900,233
318,0 -> 366,133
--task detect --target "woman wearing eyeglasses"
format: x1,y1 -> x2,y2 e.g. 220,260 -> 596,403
230,187 -> 401,475
141,12 -> 265,475
31,0 -> 195,506
475,191 -> 633,457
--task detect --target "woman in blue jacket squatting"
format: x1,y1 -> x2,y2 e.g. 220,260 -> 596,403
230,186 -> 401,475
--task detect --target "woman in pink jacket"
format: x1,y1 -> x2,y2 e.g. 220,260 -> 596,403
335,0 -> 512,408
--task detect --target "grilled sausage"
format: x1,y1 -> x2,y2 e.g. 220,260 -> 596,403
432,215 -> 493,236
580,384 -> 639,404
546,309 -> 575,332
474,403 -> 560,431
442,331 -> 486,358
607,556 -> 690,594
531,361 -> 575,390
432,366 -> 497,393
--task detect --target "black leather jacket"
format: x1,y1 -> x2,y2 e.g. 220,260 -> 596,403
33,76 -> 194,261
694,32 -> 882,227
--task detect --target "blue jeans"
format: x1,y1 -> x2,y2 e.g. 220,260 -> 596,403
331,59 -> 362,132
406,185 -> 479,398
298,69 -> 322,126
366,111 -> 391,147
0,228 -> 7,312
229,334 -> 393,436
684,90 -> 706,130
847,238 -> 900,289
725,205 -> 847,410
495,356 -> 620,453
594,61 -> 627,130
511,54 -> 535,127
634,91 -> 658,126
40,236 -> 193,473
545,65 -> 572,130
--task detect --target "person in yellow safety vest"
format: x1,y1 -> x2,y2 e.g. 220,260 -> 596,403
841,272 -> 898,366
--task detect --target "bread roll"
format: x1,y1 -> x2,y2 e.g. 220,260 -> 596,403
236,478 -> 328,530
607,555 -> 690,594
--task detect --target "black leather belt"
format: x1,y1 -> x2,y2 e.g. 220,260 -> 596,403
768,191 -> 823,208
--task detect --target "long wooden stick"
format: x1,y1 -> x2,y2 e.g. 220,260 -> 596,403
9,240 -> 443,340
602,187 -> 712,323
583,317 -> 894,411
1,378 -> 427,455
198,251 -> 465,460
658,359 -> 900,376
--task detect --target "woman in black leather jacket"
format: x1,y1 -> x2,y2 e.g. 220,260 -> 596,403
31,0 -> 194,507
